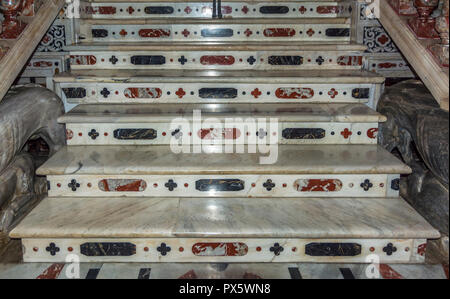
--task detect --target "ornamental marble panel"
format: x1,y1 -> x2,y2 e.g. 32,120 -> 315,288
83,23 -> 351,43
58,82 -> 376,105
20,238 -> 425,263
46,174 -> 398,198
69,51 -> 365,70
79,1 -> 352,19
64,122 -> 380,145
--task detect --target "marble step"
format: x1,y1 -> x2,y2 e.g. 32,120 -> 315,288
39,145 -> 409,198
55,70 -> 384,108
67,42 -> 366,71
80,18 -> 351,43
10,196 -> 440,263
79,1 -> 353,19
60,103 -> 385,146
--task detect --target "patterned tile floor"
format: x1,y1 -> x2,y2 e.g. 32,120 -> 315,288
0,262 -> 447,279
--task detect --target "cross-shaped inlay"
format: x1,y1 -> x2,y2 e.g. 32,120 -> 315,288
263,179 -> 276,191
329,88 -> 339,99
68,179 -> 80,192
157,243 -> 171,256
307,28 -> 315,36
88,129 -> 99,140
181,29 -> 190,37
270,243 -> 284,256
172,128 -> 183,139
119,29 -> 128,37
184,6 -> 192,14
340,128 -> 352,138
100,87 -> 110,98
316,56 -> 325,65
244,29 -> 253,37
360,179 -> 373,191
247,56 -> 256,65
109,56 -> 118,65
176,88 -> 186,98
178,56 -> 188,65
165,179 -> 178,191
299,6 -> 307,14
383,243 -> 397,256
251,88 -> 262,98
46,243 -> 60,256
242,6 -> 249,14
256,128 -> 267,139
126,6 -> 135,14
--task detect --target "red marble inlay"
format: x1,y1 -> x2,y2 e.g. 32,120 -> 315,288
176,88 -> 186,99
120,29 -> 128,37
299,6 -> 307,14
124,88 -> 162,99
242,6 -> 249,14
367,128 -> 379,139
199,128 -> 241,140
263,28 -> 296,37
378,264 -> 404,279
70,55 -> 97,65
200,55 -> 235,65
317,6 -> 340,14
251,88 -> 262,98
244,29 -> 253,37
378,62 -> 398,69
36,263 -> 65,279
192,242 -> 249,256
341,128 -> 353,139
66,129 -> 74,140
127,6 -> 135,15
222,6 -> 232,14
98,6 -> 117,15
276,88 -> 314,99
337,56 -> 363,66
139,29 -> 171,38
306,28 -> 315,36
328,88 -> 339,98
32,61 -> 53,67
417,243 -> 427,256
377,34 -> 390,45
295,179 -> 343,192
99,179 -> 147,192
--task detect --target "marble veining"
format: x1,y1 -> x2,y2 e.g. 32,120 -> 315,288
9,197 -> 440,239
36,144 -> 412,176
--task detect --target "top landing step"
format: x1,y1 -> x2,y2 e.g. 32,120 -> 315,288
79,1 -> 353,19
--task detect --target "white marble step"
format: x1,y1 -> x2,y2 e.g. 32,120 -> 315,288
60,103 -> 385,146
80,18 -> 351,43
79,1 -> 352,19
55,69 -> 384,107
39,145 -> 408,198
10,196 -> 440,263
67,42 -> 366,71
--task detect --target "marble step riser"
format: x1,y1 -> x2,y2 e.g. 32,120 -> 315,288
58,82 -> 378,106
69,51 -> 365,71
81,24 -> 351,43
78,1 -> 352,19
65,122 -> 380,145
47,174 -> 400,198
21,238 -> 426,263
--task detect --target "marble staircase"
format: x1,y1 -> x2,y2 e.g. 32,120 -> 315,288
10,0 -> 440,264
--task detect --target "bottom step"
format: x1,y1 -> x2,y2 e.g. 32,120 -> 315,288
10,197 -> 440,263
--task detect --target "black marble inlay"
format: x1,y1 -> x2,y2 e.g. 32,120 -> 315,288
62,88 -> 86,98
263,179 -> 276,191
260,6 -> 289,14
305,243 -> 362,257
270,243 -> 284,256
88,129 -> 100,140
92,29 -> 108,38
144,6 -> 174,14
100,87 -> 110,98
325,28 -> 350,37
199,88 -> 238,99
383,243 -> 397,256
157,243 -> 171,256
131,55 -> 166,65
282,128 -> 326,139
165,179 -> 178,191
268,56 -> 303,66
80,242 -> 136,257
201,28 -> 234,37
46,243 -> 60,256
68,179 -> 80,192
360,179 -> 373,191
113,129 -> 157,140
352,88 -> 371,99
391,178 -> 400,191
195,179 -> 245,192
